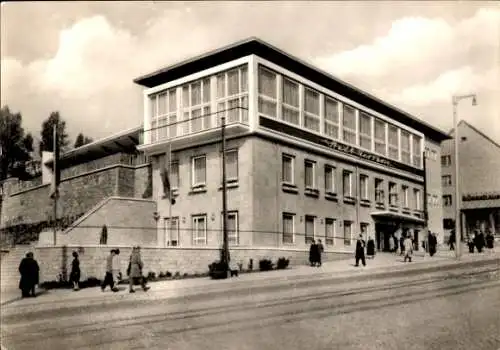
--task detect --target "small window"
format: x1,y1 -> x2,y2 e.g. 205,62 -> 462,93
343,170 -> 353,198
375,178 -> 385,203
282,154 -> 295,184
304,160 -> 316,189
191,155 -> 207,187
344,221 -> 352,246
192,215 -> 207,245
325,218 -> 336,245
305,215 -> 315,244
360,175 -> 369,200
282,213 -> 295,244
165,217 -> 180,246
389,182 -> 398,206
324,165 -> 336,193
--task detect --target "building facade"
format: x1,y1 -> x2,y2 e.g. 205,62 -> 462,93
441,120 -> 500,239
135,38 -> 449,255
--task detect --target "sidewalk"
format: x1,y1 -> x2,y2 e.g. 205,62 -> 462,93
2,248 -> 499,312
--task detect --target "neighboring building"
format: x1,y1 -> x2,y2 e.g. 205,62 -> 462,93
441,120 -> 500,240
134,37 -> 450,256
0,126 -> 155,247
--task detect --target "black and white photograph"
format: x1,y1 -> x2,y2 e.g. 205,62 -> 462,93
1,1 -> 499,349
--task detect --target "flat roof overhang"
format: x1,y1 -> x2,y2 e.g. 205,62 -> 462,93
134,37 -> 450,143
45,126 -> 142,169
371,210 -> 425,225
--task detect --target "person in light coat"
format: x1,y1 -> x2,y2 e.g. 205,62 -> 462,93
404,235 -> 414,262
127,246 -> 150,293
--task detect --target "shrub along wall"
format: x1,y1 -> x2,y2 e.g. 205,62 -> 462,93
34,245 -> 350,283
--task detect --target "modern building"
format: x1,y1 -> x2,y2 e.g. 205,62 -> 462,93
441,120 -> 500,240
134,37 -> 450,256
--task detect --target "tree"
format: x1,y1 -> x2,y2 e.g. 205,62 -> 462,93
74,133 -> 94,148
0,106 -> 33,181
39,111 -> 70,155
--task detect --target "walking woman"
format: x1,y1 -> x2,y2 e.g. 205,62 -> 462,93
70,251 -> 81,291
127,246 -> 150,293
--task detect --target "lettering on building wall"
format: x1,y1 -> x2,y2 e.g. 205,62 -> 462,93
320,139 -> 392,167
462,193 -> 500,202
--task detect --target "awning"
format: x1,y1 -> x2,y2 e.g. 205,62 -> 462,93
371,210 -> 425,224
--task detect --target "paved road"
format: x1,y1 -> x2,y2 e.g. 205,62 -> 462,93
2,265 -> 499,350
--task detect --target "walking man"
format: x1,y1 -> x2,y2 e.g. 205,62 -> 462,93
355,234 -> 366,267
404,235 -> 414,262
101,249 -> 118,292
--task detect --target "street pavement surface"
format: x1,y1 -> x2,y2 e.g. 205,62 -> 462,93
1,254 -> 499,350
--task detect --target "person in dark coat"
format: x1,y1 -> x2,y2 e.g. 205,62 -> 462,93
309,240 -> 317,267
70,251 -> 81,291
128,246 -> 150,293
467,232 -> 476,253
19,252 -> 39,298
355,234 -> 366,267
366,236 -> 375,259
448,230 -> 456,250
399,234 -> 405,256
316,239 -> 324,267
428,231 -> 437,257
485,230 -> 495,250
392,235 -> 398,254
475,231 -> 485,253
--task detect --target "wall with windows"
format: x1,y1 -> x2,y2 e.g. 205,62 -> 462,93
252,137 -> 425,251
152,137 -> 254,248
256,63 -> 424,171
146,65 -> 249,144
424,138 -> 444,243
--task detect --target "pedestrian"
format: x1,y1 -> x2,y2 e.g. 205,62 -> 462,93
101,249 -> 118,292
112,248 -> 121,286
389,234 -> 395,253
475,230 -> 485,253
428,231 -> 437,257
366,236 -> 375,259
18,252 -> 39,298
70,251 -> 81,291
467,232 -> 476,253
128,246 -> 150,293
404,235 -> 414,262
316,239 -> 324,267
309,240 -> 317,267
355,234 -> 366,267
400,234 -> 405,256
485,229 -> 495,251
449,230 -> 456,250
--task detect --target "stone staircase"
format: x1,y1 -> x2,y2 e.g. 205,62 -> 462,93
0,245 -> 34,289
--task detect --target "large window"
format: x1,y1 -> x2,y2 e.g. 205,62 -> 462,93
324,165 -> 336,193
402,185 -> 409,208
343,170 -> 353,198
305,215 -> 315,244
443,195 -> 452,207
217,66 -> 248,125
170,161 -> 179,190
375,178 -> 384,203
192,214 -> 207,245
343,105 -> 356,145
413,188 -> 421,210
412,134 -> 422,167
374,118 -> 386,155
401,130 -> 411,165
258,66 -> 278,118
325,218 -> 336,245
222,149 -> 238,183
388,124 -> 399,160
282,154 -> 295,184
324,97 -> 339,139
441,155 -> 452,167
344,221 -> 352,246
442,175 -> 452,187
360,174 -> 369,200
359,112 -> 372,150
222,211 -> 239,245
150,89 -> 177,142
304,88 -> 320,132
191,155 -> 207,187
304,160 -> 316,189
164,217 -> 180,247
182,79 -> 211,134
389,182 -> 398,206
282,77 -> 300,125
282,213 -> 295,244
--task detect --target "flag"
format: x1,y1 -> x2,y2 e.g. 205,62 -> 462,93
161,167 -> 175,205
50,124 -> 60,199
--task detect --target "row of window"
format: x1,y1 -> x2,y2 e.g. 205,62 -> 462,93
165,149 -> 239,191
162,211 -> 369,247
282,154 -> 422,210
258,66 -> 423,168
149,66 -> 249,142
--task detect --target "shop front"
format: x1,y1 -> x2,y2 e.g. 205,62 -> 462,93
371,211 -> 426,252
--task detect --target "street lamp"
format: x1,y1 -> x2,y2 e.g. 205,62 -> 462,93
452,93 -> 477,260
221,116 -> 229,275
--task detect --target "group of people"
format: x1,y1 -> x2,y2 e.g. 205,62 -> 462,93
18,246 -> 150,298
309,239 -> 324,267
466,229 -> 496,253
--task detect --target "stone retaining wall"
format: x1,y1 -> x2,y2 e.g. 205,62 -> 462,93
34,245 -> 351,283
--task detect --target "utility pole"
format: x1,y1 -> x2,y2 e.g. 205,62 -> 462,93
221,116 -> 229,274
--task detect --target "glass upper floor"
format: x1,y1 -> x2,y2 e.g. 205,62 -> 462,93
142,57 -> 424,170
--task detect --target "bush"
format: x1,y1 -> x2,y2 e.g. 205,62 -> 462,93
183,273 -> 189,278
166,271 -> 172,278
174,271 -> 180,279
159,271 -> 165,278
259,259 -> 274,271
147,271 -> 157,281
208,260 -> 229,279
276,257 -> 290,270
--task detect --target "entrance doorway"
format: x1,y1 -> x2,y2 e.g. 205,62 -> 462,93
375,222 -> 398,252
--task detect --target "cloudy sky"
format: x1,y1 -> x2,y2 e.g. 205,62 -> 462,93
2,1 -> 499,146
